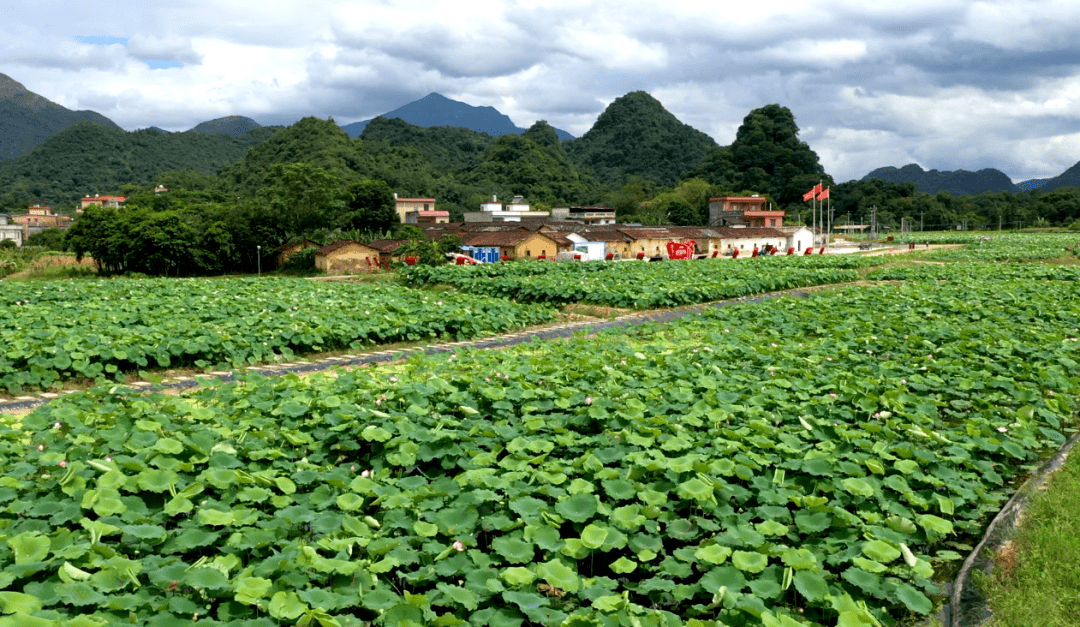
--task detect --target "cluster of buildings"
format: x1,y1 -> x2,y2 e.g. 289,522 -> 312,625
302,194 -> 814,274
0,196 -> 126,247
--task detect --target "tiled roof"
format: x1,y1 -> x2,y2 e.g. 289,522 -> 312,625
463,231 -> 555,247
271,240 -> 319,254
316,240 -> 378,255
716,227 -> 789,238
366,239 -> 406,253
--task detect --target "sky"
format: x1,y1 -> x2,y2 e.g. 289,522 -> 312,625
3,0 -> 1080,183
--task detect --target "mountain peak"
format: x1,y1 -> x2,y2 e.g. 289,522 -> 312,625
340,93 -> 574,141
190,116 -> 263,137
0,72 -> 120,165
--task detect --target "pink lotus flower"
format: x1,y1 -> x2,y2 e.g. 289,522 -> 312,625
584,396 -> 593,405
997,426 -> 1008,433
361,469 -> 371,477
58,460 -> 67,468
452,541 -> 465,552
829,393 -> 837,398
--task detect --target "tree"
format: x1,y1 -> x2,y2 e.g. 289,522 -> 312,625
259,163 -> 346,234
341,180 -> 398,233
25,227 -> 67,251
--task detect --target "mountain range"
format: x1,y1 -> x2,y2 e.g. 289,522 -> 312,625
339,92 -> 575,141
861,163 -> 1080,195
3,70 -> 1080,198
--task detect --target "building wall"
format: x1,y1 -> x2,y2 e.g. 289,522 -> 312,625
515,234 -> 559,259
395,198 -> 435,223
315,244 -> 381,274
721,233 -> 786,254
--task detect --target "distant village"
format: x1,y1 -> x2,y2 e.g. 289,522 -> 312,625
290,193 -> 819,274
0,189 -> 824,274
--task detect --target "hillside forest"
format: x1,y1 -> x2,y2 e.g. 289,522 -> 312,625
3,92 -> 1080,276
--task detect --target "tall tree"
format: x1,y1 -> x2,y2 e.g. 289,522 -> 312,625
342,179 -> 398,233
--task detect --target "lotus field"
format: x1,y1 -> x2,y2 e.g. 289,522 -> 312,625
400,256 -> 878,309
0,278 -> 555,393
903,231 -> 1080,261
1,264 -> 1078,626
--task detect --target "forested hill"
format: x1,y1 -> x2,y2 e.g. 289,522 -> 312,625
861,164 -> 1020,195
190,116 -> 266,137
565,91 -> 719,186
0,73 -> 121,166
359,116 -> 493,173
0,121 -> 276,208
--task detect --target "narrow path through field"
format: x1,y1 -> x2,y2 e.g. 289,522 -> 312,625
0,290 -> 810,415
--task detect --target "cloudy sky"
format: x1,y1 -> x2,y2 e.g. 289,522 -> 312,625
3,0 -> 1079,183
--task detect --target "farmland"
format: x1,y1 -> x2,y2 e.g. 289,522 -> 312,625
1,238 -> 1079,626
400,256 -> 878,309
0,278 -> 554,394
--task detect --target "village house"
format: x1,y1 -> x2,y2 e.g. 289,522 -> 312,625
79,195 -> 126,213
708,195 -> 785,228
0,215 -> 24,246
366,239 -> 406,265
394,195 -> 437,223
313,240 -> 383,274
459,231 -> 561,260
716,227 -> 789,255
464,195 -> 550,223
404,210 -> 450,224
272,240 -> 320,267
549,206 -> 617,225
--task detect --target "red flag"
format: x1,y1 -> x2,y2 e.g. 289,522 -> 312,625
814,182 -> 823,195
802,188 -> 816,202
817,187 -> 830,201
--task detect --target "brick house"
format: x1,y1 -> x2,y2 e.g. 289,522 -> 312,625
314,240 -> 383,274
79,195 -> 127,212
708,196 -> 784,228
394,196 -> 437,223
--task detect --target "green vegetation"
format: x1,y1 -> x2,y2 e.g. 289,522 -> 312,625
0,277 -> 554,393
402,256 -> 877,309
983,446 -> 1080,627
5,94 -> 1080,278
0,121 -> 275,211
566,91 -> 719,187
1,268 -> 1077,625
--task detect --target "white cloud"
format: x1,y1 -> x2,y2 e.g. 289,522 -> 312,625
1,0 -> 1080,183
127,35 -> 202,65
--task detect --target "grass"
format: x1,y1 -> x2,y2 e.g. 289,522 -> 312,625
984,445 -> 1080,626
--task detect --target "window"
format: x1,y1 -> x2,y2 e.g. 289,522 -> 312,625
526,249 -> 531,257
423,203 -> 429,211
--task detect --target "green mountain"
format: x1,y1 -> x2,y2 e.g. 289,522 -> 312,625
862,164 -> 1019,195
190,116 -> 265,137
216,117 -> 375,196
0,121 -> 274,210
686,104 -> 830,209
0,73 -> 121,166
565,91 -> 719,186
462,121 -> 601,205
359,116 -> 492,174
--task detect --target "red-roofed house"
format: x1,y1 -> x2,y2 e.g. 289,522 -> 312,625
405,210 -> 450,224
11,205 -> 73,233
